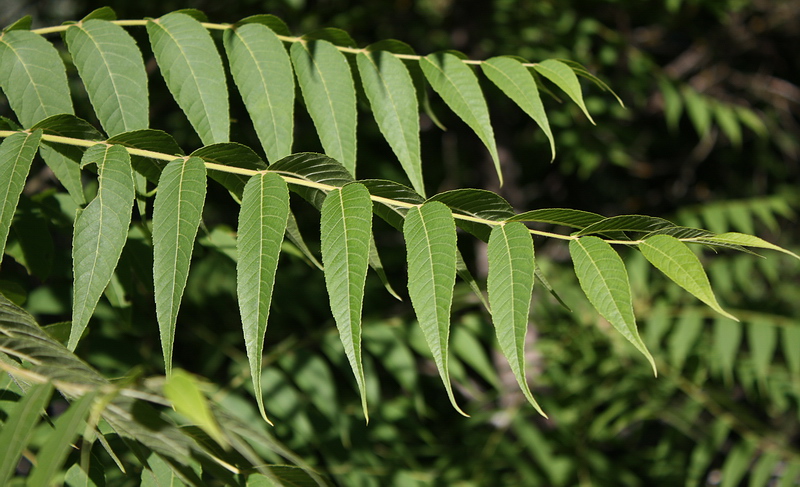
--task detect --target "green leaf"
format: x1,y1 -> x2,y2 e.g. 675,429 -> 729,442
224,23 -> 294,163
420,52 -> 501,185
0,382 -> 53,485
164,369 -> 228,448
748,320 -> 777,386
153,157 -> 207,375
69,144 -> 135,350
0,29 -> 73,127
487,222 -> 546,416
712,317 -> 741,384
2,16 -> 32,33
0,130 -> 42,266
482,56 -> 555,161
285,211 -> 323,270
192,142 -> 267,199
697,232 -> 800,261
576,214 -> 676,236
682,87 -> 711,138
667,310 -> 703,371
147,12 -> 229,145
79,6 -> 117,21
27,390 -> 98,487
658,77 -> 683,132
291,40 -> 357,176
237,172 -> 289,424
534,59 -> 594,124
357,50 -> 424,195
361,178 -> 424,230
428,188 -> 515,241
784,325 -> 800,378
65,19 -> 149,137
569,236 -> 656,374
713,102 -> 742,147
640,235 -> 738,321
507,208 -> 604,228
108,129 -> 184,184
234,14 -> 291,36
404,201 -> 468,415
64,462 -> 103,487
141,453 -> 187,487
269,152 -> 354,208
320,183 -> 373,420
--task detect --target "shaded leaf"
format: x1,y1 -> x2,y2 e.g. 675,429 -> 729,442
153,157 -> 207,375
507,208 -> 604,228
234,14 -> 291,36
569,236 -> 655,373
0,382 -> 53,485
697,232 -> 800,261
487,222 -> 545,416
404,202 -> 468,415
576,214 -> 675,236
421,52 -> 501,184
269,152 -> 354,208
69,144 -> 135,349
482,56 -> 555,161
237,172 -> 289,424
147,12 -> 229,145
291,39 -> 357,176
428,188 -> 514,241
667,310 -> 703,371
357,50 -> 424,195
192,142 -> 267,199
640,235 -> 737,321
0,130 -> 42,265
748,320 -> 777,386
66,19 -> 148,136
108,129 -> 184,183
320,183 -> 373,420
224,23 -> 294,162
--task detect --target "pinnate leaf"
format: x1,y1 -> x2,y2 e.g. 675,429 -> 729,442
640,235 -> 737,321
153,157 -> 207,374
482,56 -> 555,161
420,52 -> 501,185
320,183 -> 373,420
487,222 -> 545,416
357,50 -> 424,195
0,130 -> 41,265
576,214 -> 675,236
404,202 -> 468,415
69,144 -> 135,350
237,172 -> 289,424
147,12 -> 229,145
66,19 -> 148,136
698,232 -> 800,260
291,40 -> 357,176
224,23 -> 294,163
0,30 -> 73,127
508,208 -> 604,228
569,236 -> 656,374
534,59 -> 594,124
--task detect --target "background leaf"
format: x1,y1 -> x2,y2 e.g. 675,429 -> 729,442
152,157 -> 207,374
164,369 -> 227,448
0,130 -> 41,265
0,382 -> 53,485
69,144 -> 135,350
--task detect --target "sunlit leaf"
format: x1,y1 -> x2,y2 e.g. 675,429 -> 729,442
320,183 -> 373,420
147,12 -> 229,145
482,56 -> 555,161
404,202 -> 468,415
237,172 -> 289,424
420,52 -> 501,184
224,23 -> 294,162
66,19 -> 148,136
569,236 -> 656,374
640,235 -> 737,321
487,222 -> 545,416
69,144 -> 135,350
533,59 -> 594,124
164,369 -> 228,448
153,157 -> 207,374
291,39 -> 357,176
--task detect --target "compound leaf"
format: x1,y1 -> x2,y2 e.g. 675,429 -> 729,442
534,59 -> 594,124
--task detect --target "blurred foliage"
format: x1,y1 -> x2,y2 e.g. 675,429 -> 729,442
1,0 -> 799,485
